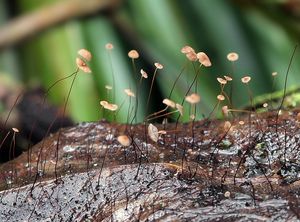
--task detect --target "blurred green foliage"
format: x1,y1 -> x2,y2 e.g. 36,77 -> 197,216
0,0 -> 299,123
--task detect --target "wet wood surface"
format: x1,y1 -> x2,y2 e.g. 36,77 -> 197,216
1,109 -> 300,221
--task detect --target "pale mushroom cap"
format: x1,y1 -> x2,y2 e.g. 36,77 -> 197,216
105,85 -> 113,90
154,62 -> 164,69
222,105 -> 229,117
76,57 -> 85,67
227,52 -> 239,62
224,75 -> 233,81
76,57 -> 91,73
105,43 -> 114,50
162,98 -> 176,108
272,72 -> 278,77
100,100 -> 118,111
186,51 -> 198,62
217,94 -> 225,101
128,50 -> 139,59
176,103 -> 184,116
140,69 -> 148,78
241,76 -> 251,84
12,127 -> 19,133
105,103 -> 118,111
181,45 -> 195,54
217,77 -> 227,85
78,49 -> 92,61
197,52 -> 212,67
158,130 -> 167,135
239,121 -> 245,125
185,93 -> 200,104
124,88 -> 135,97
224,191 -> 231,198
224,121 -> 232,131
117,135 -> 131,146
190,114 -> 196,120
100,100 -> 108,107
148,123 -> 159,142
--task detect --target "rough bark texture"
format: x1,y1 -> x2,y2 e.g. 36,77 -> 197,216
1,109 -> 300,221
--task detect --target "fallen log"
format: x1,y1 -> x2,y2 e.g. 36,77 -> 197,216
1,108 -> 300,221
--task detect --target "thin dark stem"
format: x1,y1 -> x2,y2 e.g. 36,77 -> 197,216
181,64 -> 202,105
130,76 -> 143,125
173,63 -> 202,152
276,44 -> 298,132
1,92 -> 23,134
54,71 -> 78,182
146,68 -> 158,113
107,50 -> 116,102
45,70 -> 78,96
168,61 -> 188,99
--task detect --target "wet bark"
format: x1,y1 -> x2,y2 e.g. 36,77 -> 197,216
1,109 -> 300,221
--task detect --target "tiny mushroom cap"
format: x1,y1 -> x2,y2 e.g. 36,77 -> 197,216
241,76 -> 251,84
100,100 -> 108,107
181,45 -> 195,54
124,88 -> 135,97
104,103 -> 118,111
176,103 -> 184,116
217,77 -> 227,85
272,72 -> 278,77
105,85 -> 113,90
76,57 -> 91,73
158,130 -> 167,135
217,94 -> 225,101
128,50 -> 139,59
239,120 -> 245,125
148,123 -> 159,142
222,105 -> 229,117
263,103 -> 268,108
12,127 -> 19,133
163,98 -> 176,108
190,114 -> 195,120
154,62 -> 164,69
224,75 -> 233,81
186,51 -> 198,62
224,191 -> 231,198
185,93 -> 200,104
227,52 -> 239,62
140,69 -> 148,78
100,100 -> 118,111
78,49 -> 92,61
117,135 -> 131,146
105,43 -> 114,50
224,121 -> 232,131
197,52 -> 212,67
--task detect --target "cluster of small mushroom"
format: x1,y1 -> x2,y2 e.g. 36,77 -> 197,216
214,52 -> 255,118
73,45 -> 260,147
181,46 -> 212,67
76,49 -> 92,73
